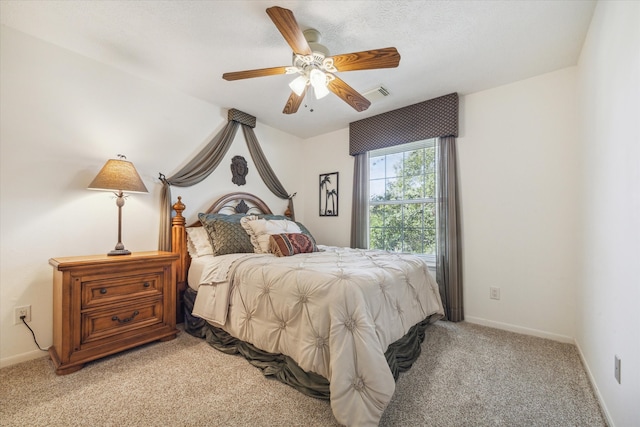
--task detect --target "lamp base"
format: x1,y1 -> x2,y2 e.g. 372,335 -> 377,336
108,249 -> 131,256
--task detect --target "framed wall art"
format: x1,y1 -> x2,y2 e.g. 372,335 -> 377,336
319,172 -> 339,216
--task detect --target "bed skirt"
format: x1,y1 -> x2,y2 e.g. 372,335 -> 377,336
183,287 -> 435,400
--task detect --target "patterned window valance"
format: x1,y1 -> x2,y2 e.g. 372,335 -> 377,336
228,108 -> 256,128
349,92 -> 458,155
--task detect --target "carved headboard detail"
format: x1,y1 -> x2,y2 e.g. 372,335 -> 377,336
171,192 -> 279,322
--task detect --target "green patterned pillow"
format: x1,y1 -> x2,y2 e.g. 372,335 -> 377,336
199,215 -> 254,256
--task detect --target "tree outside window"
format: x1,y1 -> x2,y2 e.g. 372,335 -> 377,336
369,139 -> 437,256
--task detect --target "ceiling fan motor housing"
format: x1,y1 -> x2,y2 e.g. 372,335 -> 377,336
291,29 -> 334,73
303,28 -> 330,56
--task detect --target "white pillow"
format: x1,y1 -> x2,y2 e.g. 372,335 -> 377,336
186,226 -> 214,257
240,215 -> 301,253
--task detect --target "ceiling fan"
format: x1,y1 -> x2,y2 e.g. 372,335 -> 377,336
222,6 -> 401,114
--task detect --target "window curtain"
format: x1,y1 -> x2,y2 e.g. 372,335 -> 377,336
350,152 -> 369,248
158,109 -> 295,251
348,93 -> 463,321
436,136 -> 463,321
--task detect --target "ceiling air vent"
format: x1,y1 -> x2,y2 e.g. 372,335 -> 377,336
363,85 -> 390,103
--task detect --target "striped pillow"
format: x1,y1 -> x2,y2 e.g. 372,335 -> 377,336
269,233 -> 317,257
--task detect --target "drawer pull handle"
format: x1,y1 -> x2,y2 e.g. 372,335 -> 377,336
100,288 -> 107,294
143,282 -> 150,288
112,311 -> 139,324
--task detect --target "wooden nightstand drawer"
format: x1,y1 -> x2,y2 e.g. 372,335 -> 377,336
49,251 -> 179,375
82,273 -> 162,309
82,298 -> 163,344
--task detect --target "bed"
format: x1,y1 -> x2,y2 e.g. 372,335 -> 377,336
171,192 -> 444,426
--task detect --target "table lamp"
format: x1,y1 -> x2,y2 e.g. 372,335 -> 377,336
88,154 -> 148,255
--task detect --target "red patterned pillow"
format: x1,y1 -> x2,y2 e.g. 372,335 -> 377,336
269,233 -> 317,257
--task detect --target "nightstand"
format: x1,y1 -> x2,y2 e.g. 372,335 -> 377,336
48,251 -> 179,375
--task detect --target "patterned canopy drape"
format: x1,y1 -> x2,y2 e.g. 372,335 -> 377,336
158,109 -> 294,251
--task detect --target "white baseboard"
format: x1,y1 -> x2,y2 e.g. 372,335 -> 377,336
464,316 -> 574,344
0,349 -> 48,369
464,316 -> 613,426
574,341 -> 615,427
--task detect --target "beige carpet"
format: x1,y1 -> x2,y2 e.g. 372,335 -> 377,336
0,321 -> 605,426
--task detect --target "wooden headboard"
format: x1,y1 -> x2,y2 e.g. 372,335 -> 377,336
170,192 -> 279,322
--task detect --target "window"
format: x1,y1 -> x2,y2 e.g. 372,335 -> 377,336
369,139 -> 437,261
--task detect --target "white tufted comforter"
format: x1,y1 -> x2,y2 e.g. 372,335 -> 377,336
192,246 -> 444,426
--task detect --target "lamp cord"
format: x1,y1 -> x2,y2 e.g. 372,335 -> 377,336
20,316 -> 49,352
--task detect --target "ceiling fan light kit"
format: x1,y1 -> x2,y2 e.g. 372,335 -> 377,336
286,50 -> 336,99
288,75 -> 308,96
222,6 -> 401,114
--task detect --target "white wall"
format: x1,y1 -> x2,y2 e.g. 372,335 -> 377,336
458,68 -> 580,342
301,128 -> 354,247
0,25 -> 303,366
575,2 -> 640,426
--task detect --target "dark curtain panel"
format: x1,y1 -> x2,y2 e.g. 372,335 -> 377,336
436,136 -> 463,321
350,152 -> 369,248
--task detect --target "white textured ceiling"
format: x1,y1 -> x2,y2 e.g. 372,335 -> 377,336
0,0 -> 596,139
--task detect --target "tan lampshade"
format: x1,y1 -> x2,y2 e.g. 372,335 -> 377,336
88,158 -> 148,193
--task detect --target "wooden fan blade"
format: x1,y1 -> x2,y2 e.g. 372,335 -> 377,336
283,86 -> 308,114
266,6 -> 312,55
327,76 -> 371,112
330,47 -> 401,72
223,66 -> 289,81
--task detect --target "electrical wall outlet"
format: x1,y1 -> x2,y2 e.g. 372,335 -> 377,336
614,355 -> 621,384
14,305 -> 31,324
489,287 -> 500,300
